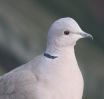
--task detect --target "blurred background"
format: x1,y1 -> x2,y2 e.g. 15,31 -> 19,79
0,0 -> 104,98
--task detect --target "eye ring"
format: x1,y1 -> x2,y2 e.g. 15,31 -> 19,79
64,31 -> 70,35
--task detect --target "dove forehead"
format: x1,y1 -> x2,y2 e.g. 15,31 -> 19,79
49,17 -> 82,35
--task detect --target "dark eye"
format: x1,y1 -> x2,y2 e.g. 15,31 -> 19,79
64,31 -> 70,35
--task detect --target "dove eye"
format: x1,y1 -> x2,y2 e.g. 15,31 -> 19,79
64,31 -> 70,35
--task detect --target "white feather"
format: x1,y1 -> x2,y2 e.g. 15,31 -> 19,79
0,17 -> 91,99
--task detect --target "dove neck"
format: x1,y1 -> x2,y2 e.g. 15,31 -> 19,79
45,45 -> 75,57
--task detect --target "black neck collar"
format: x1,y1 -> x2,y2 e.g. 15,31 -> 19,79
44,53 -> 58,59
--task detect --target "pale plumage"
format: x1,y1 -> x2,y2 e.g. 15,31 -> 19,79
0,17 -> 93,99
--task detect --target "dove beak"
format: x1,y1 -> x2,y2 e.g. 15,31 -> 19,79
80,32 -> 93,40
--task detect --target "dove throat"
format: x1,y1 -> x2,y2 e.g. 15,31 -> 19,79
45,43 -> 75,60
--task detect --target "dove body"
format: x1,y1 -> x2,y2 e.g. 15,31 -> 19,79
0,48 -> 83,99
0,17 -> 93,99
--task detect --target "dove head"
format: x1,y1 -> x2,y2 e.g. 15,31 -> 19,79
46,17 -> 93,53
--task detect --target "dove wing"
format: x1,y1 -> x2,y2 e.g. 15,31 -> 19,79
0,56 -> 41,99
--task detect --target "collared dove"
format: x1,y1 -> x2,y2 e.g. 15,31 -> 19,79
0,17 -> 93,99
